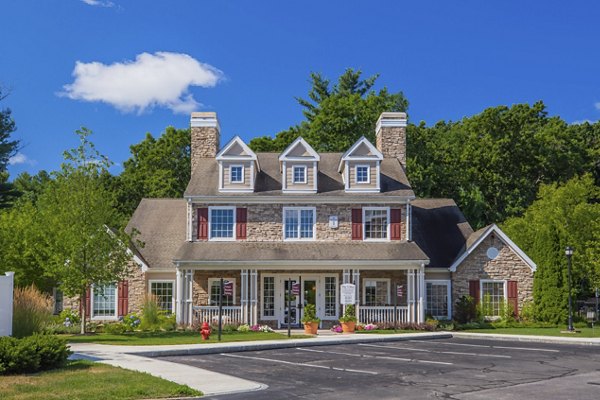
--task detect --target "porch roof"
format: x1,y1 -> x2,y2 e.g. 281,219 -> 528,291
173,241 -> 429,264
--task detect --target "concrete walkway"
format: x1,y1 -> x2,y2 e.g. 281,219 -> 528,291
452,331 -> 600,346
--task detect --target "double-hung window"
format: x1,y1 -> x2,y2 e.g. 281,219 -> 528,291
363,279 -> 390,306
92,283 -> 117,319
293,165 -> 307,184
283,207 -> 316,240
481,280 -> 506,318
363,207 -> 389,240
426,280 -> 451,319
209,207 -> 235,240
356,165 -> 370,184
229,165 -> 244,184
150,281 -> 175,313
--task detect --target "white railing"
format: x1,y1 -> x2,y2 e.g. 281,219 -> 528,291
193,306 -> 243,325
359,306 -> 409,325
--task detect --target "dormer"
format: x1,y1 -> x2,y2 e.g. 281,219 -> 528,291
339,136 -> 383,193
279,137 -> 320,193
216,136 -> 259,193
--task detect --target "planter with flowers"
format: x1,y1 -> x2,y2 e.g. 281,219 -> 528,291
339,304 -> 357,333
301,304 -> 320,335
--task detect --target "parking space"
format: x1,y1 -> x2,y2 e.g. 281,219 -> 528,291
160,337 -> 600,399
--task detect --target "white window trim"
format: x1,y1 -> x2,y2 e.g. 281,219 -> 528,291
282,206 -> 317,241
480,279 -> 507,319
355,164 -> 370,184
208,206 -> 237,241
425,280 -> 451,320
292,165 -> 307,184
229,164 -> 245,184
363,207 -> 390,242
90,283 -> 118,321
208,278 -> 237,305
148,279 -> 176,313
261,274 -> 277,320
362,278 -> 391,306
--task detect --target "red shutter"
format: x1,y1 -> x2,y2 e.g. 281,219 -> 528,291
469,280 -> 480,304
197,208 -> 209,240
507,280 -> 518,317
390,208 -> 402,240
118,280 -> 129,317
351,208 -> 362,240
236,208 -> 247,240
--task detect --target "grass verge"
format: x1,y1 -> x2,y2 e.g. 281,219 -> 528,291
0,360 -> 201,400
64,330 -> 310,345
462,326 -> 600,338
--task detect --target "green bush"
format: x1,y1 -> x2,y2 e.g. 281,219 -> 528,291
58,309 -> 81,325
122,313 -> 141,331
140,295 -> 161,331
455,296 -> 478,324
339,304 -> 357,323
43,322 -> 80,335
0,335 -> 70,375
12,285 -> 54,338
104,323 -> 128,334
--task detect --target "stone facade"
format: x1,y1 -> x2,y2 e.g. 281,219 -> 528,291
452,235 -> 534,313
190,112 -> 220,174
127,263 -> 146,314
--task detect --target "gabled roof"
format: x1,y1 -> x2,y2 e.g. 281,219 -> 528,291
216,136 -> 257,162
449,224 -> 537,272
278,137 -> 320,161
339,136 -> 383,171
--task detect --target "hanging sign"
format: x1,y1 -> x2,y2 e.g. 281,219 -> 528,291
223,280 -> 234,297
397,285 -> 404,298
291,282 -> 300,296
340,283 -> 356,305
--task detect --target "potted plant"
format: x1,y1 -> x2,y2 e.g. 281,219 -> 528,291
339,304 -> 357,333
301,304 -> 320,335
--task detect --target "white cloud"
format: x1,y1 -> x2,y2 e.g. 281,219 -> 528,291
81,0 -> 115,7
60,52 -> 223,114
572,119 -> 593,125
8,152 -> 36,166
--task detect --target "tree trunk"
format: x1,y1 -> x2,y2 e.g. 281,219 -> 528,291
80,288 -> 86,335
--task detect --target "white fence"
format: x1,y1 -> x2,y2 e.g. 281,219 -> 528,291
359,306 -> 409,325
0,272 -> 15,336
193,306 -> 243,325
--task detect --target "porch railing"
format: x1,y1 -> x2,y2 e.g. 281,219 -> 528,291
359,306 -> 409,325
193,306 -> 243,325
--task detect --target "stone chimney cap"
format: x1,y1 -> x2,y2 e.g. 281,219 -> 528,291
376,112 -> 407,132
191,112 -> 219,129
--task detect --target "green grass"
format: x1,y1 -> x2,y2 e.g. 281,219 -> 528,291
64,330 -> 310,345
0,360 -> 201,400
463,326 -> 600,338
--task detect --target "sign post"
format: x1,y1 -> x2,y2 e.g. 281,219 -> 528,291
395,285 -> 404,331
218,278 -> 224,341
287,279 -> 292,338
340,283 -> 356,316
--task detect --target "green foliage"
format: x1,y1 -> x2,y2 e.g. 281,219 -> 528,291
0,335 -> 71,375
12,170 -> 52,204
58,309 -> 80,325
519,301 -> 536,322
249,69 -> 408,152
503,175 -> 600,324
454,295 -> 478,324
0,89 -> 18,170
301,304 -> 320,323
103,322 -> 128,335
139,296 -> 175,331
339,304 -> 357,323
122,313 -> 141,331
12,285 -> 54,338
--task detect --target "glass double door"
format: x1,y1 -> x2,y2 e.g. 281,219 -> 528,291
282,277 -> 317,327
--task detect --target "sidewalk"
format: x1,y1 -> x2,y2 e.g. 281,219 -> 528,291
452,331 -> 600,346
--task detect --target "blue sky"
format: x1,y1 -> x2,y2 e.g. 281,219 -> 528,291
2,1 -> 599,177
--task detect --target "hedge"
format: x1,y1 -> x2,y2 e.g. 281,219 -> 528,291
0,335 -> 71,375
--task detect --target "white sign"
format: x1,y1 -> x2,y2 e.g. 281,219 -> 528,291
340,283 -> 356,305
0,272 -> 15,337
329,215 -> 339,229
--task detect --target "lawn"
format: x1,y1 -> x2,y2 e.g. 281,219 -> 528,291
0,360 -> 201,400
462,326 -> 600,338
64,330 -> 310,345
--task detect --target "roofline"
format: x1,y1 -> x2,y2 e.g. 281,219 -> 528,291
216,135 -> 258,162
173,259 -> 430,268
279,137 -> 321,161
448,224 -> 537,272
183,194 -> 416,204
339,136 -> 383,171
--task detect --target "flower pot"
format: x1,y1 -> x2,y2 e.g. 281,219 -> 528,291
304,321 -> 319,335
341,321 -> 356,333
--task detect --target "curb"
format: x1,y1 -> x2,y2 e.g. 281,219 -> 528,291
132,332 -> 453,357
452,331 -> 600,346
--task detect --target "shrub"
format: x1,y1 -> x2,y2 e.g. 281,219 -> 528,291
104,323 -> 128,334
26,335 -> 70,370
237,324 -> 250,332
455,295 -> 478,324
58,309 -> 81,326
13,285 -> 54,338
0,335 -> 71,375
339,304 -> 357,323
159,313 -> 177,331
44,322 -> 80,335
122,313 -> 141,331
140,295 -> 161,331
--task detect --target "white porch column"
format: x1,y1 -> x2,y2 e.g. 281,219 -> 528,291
250,269 -> 258,325
175,268 -> 184,325
343,269 -> 351,284
184,270 -> 193,325
417,264 -> 425,324
407,269 -> 415,322
352,269 -> 360,319
241,269 -> 249,324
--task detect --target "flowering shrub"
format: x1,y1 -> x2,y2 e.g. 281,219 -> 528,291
59,309 -> 80,326
330,325 -> 343,333
122,313 -> 141,331
250,324 -> 273,332
364,323 -> 378,330
237,324 -> 250,332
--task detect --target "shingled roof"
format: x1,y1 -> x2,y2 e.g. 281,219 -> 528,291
184,153 -> 414,197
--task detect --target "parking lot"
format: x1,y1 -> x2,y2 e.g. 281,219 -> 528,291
160,337 -> 600,399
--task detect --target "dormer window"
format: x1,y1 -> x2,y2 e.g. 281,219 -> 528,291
356,165 -> 370,184
230,165 -> 244,184
293,165 -> 307,184
339,136 -> 383,193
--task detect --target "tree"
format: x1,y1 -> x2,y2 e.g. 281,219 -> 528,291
0,88 -> 19,172
12,170 -> 52,204
37,128 -> 134,333
249,69 -> 408,152
502,175 -> 600,324
113,126 -> 190,217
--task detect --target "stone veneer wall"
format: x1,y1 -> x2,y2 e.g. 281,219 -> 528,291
192,203 -> 407,242
376,126 -> 406,167
191,125 -> 219,174
452,235 -> 534,312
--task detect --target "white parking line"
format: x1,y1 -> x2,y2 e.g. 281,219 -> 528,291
409,340 -> 560,353
359,343 -> 511,359
297,347 -> 454,366
220,353 -> 378,375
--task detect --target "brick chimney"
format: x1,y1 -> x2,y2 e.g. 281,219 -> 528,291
375,112 -> 407,168
190,112 -> 220,174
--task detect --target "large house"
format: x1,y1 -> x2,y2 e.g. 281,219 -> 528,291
79,112 -> 536,328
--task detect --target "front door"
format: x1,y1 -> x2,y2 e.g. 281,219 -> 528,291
279,277 -> 319,328
282,278 -> 300,327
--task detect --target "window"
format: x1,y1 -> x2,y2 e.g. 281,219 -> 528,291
324,277 -> 337,317
363,208 -> 389,240
209,278 -> 236,306
262,276 -> 275,317
229,165 -> 244,183
363,279 -> 389,306
481,280 -> 506,318
293,165 -> 307,184
209,207 -> 235,240
92,284 -> 117,319
150,281 -> 174,313
356,165 -> 370,184
283,207 -> 315,240
426,281 -> 450,319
